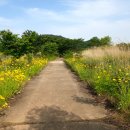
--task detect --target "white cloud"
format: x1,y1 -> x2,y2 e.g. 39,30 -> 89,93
25,0 -> 130,23
67,0 -> 117,18
26,8 -> 67,22
1,0 -> 130,42
45,19 -> 130,43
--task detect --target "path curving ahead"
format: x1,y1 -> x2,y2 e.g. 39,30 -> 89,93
0,59 -> 119,130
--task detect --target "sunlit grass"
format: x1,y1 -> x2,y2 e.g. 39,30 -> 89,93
66,46 -> 130,112
0,56 -> 48,109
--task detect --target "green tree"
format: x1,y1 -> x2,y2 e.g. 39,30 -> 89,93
0,30 -> 23,58
21,30 -> 39,54
85,36 -> 111,48
100,36 -> 111,46
86,37 -> 100,47
41,42 -> 58,56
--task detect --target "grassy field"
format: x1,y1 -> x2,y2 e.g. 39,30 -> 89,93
66,46 -> 130,113
0,55 -> 47,109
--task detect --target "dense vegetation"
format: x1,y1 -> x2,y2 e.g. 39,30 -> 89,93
0,30 -> 111,58
65,46 -> 130,113
0,55 -> 47,109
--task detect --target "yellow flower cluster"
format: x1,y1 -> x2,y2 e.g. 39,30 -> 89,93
96,64 -> 130,85
0,69 -> 25,83
0,95 -> 8,109
0,56 -> 48,109
32,58 -> 48,66
0,57 -> 48,83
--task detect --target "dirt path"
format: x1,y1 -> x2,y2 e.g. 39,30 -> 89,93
0,59 -> 119,130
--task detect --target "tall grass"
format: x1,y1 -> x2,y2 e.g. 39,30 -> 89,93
82,46 -> 130,59
66,46 -> 130,112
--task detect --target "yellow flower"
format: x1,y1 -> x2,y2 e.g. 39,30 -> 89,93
109,65 -> 112,68
118,69 -> 121,72
0,77 -> 4,81
98,76 -> 101,79
113,78 -> 116,81
2,103 -> 8,108
126,73 -> 129,76
0,95 -> 5,100
118,79 -> 121,82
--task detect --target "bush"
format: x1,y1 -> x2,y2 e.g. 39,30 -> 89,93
0,30 -> 23,58
41,42 -> 59,56
63,51 -> 74,58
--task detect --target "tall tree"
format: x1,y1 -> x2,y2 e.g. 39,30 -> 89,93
22,30 -> 39,54
0,30 -> 23,58
100,36 -> 111,46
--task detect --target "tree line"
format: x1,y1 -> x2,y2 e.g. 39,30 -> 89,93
0,30 -> 111,58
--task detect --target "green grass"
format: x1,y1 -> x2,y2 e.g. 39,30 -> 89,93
0,56 -> 48,109
65,51 -> 130,113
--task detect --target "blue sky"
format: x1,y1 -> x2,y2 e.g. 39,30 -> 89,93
0,0 -> 130,42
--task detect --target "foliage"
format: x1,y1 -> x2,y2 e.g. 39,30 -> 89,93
41,42 -> 58,56
100,36 -> 111,46
63,50 -> 74,58
85,36 -> 111,48
65,47 -> 130,112
0,95 -> 8,110
0,30 -> 111,58
21,30 -> 39,54
0,30 -> 23,58
0,56 -> 48,108
117,43 -> 130,51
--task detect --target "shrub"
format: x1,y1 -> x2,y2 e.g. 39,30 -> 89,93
41,42 -> 58,56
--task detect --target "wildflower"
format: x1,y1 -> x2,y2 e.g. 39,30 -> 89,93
0,95 -> 5,100
113,78 -> 116,81
109,65 -> 112,68
118,78 -> 121,82
118,69 -> 122,72
0,78 -> 4,81
2,103 -> 8,108
98,76 -> 101,79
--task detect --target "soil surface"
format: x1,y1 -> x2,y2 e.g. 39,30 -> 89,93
0,59 -> 120,130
